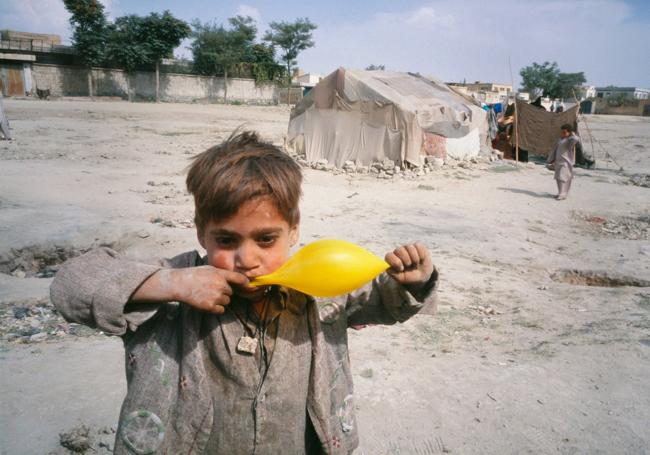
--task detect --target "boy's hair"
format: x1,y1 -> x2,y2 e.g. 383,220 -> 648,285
186,130 -> 302,231
560,123 -> 573,133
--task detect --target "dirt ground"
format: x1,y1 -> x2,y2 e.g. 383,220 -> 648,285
1,99 -> 649,455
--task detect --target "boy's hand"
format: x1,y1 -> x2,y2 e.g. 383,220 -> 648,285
171,266 -> 249,314
133,266 -> 249,314
385,243 -> 434,290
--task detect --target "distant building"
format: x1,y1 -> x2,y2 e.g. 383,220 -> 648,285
516,92 -> 530,102
296,73 -> 322,88
464,81 -> 512,96
0,30 -> 74,97
595,86 -> 649,100
581,85 -> 596,99
447,81 -> 513,104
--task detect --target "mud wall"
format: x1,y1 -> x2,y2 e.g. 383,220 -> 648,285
29,63 -> 279,104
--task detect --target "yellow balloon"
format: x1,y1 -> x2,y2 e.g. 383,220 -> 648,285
250,239 -> 389,297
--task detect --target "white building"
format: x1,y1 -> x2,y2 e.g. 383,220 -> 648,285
295,73 -> 322,88
595,86 -> 650,100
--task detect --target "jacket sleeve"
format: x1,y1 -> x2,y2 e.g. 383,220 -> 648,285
50,247 -> 195,336
342,268 -> 438,327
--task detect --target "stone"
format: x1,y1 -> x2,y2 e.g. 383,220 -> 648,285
12,269 -> 26,278
381,158 -> 395,170
30,332 -> 48,343
13,307 -> 30,319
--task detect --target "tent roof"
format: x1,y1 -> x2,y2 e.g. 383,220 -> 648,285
293,67 -> 484,139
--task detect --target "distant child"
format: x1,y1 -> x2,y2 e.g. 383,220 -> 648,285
51,131 -> 438,454
547,123 -> 582,200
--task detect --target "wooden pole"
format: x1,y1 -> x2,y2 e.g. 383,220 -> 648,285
508,57 -> 519,163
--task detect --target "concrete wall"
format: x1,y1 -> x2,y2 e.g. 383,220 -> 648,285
594,99 -> 650,116
30,63 -> 280,104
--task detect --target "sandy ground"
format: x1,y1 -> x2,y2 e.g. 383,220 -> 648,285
1,99 -> 649,455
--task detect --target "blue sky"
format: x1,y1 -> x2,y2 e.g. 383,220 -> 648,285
2,0 -> 649,88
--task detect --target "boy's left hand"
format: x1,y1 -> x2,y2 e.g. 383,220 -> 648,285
385,242 -> 434,289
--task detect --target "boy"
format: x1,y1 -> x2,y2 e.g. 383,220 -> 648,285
51,131 -> 438,454
547,123 -> 582,200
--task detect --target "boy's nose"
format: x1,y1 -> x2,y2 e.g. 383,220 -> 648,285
234,245 -> 260,274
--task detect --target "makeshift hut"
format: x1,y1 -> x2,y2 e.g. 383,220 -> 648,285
286,68 -> 490,167
512,99 -> 579,157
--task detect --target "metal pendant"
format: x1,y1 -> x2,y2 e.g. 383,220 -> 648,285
236,336 -> 257,355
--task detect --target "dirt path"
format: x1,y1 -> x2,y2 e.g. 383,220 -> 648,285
1,100 -> 649,454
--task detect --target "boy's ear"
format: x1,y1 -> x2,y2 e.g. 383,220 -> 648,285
289,224 -> 299,247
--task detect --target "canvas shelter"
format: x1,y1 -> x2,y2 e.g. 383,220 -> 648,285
287,68 -> 490,167
512,99 -> 579,157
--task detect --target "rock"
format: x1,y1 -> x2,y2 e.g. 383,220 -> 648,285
381,158 -> 395,170
30,332 -> 48,343
426,157 -> 444,168
21,327 -> 41,337
316,158 -> 328,166
12,269 -> 26,278
370,166 -> 379,174
13,307 -> 30,319
394,166 -> 401,173
60,425 -> 92,453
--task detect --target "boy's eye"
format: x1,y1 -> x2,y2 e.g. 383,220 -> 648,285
215,237 -> 237,248
257,235 -> 278,246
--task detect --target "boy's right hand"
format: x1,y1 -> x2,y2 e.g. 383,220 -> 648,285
170,266 -> 249,314
132,267 -> 249,314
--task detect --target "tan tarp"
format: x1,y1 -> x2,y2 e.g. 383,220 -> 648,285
287,68 -> 488,167
513,99 -> 578,157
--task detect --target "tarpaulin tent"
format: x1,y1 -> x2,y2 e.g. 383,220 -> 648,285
513,99 -> 579,157
287,68 -> 489,167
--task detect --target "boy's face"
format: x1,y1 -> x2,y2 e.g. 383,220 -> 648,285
561,129 -> 571,138
198,197 -> 299,301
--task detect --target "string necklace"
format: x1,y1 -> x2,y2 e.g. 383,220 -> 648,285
234,296 -> 270,356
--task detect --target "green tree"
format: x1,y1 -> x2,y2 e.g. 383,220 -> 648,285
191,16 -> 256,102
520,61 -> 587,100
140,11 -> 190,102
247,43 -> 285,83
63,0 -> 108,99
263,18 -> 317,104
106,15 -> 151,101
519,61 -> 560,99
555,71 -> 587,100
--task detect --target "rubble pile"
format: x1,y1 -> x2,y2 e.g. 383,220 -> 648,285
290,150 -> 504,180
0,298 -> 100,344
628,174 -> 650,188
579,212 -> 650,240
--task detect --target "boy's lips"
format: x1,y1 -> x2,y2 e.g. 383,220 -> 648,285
236,281 -> 269,301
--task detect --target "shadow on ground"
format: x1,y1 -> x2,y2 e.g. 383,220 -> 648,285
497,187 -> 556,199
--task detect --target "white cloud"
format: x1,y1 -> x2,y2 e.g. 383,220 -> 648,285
236,4 -> 262,24
0,0 -> 71,42
99,0 -> 118,21
298,0 -> 650,88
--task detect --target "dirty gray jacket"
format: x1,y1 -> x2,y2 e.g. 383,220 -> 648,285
50,247 -> 437,454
